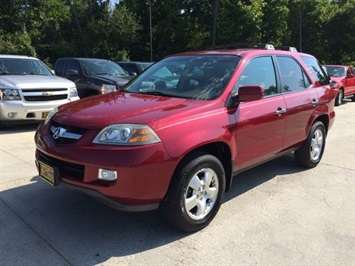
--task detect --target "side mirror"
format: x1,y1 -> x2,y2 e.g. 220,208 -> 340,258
330,80 -> 339,89
67,69 -> 79,77
237,85 -> 264,102
226,85 -> 264,108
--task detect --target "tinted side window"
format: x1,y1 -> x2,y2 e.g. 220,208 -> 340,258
67,60 -> 81,74
233,56 -> 277,96
300,55 -> 330,85
346,68 -> 351,77
55,60 -> 66,76
276,56 -> 311,93
123,64 -> 137,73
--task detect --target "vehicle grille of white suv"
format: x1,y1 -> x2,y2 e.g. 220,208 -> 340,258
22,88 -> 69,101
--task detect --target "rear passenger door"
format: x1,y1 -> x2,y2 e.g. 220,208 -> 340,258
276,56 -> 320,149
233,56 -> 287,172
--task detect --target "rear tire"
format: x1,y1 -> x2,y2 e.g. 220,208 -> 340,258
160,152 -> 226,232
295,121 -> 326,168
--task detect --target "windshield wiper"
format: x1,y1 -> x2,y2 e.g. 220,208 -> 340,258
28,73 -> 46,75
137,90 -> 171,97
0,72 -> 25,75
96,72 -> 113,76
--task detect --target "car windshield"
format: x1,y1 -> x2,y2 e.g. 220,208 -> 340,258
0,58 -> 53,75
124,55 -> 240,100
325,66 -> 345,77
82,60 -> 127,76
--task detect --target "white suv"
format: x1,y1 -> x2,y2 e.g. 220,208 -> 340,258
0,55 -> 79,125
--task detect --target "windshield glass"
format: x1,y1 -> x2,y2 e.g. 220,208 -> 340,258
124,55 -> 240,100
0,58 -> 53,75
82,60 -> 127,76
325,66 -> 345,77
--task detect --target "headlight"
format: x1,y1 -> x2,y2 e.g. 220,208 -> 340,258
70,87 -> 78,97
101,84 -> 117,94
44,107 -> 58,125
93,124 -> 161,145
0,89 -> 21,100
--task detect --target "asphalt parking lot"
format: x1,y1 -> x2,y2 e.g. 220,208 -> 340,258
0,101 -> 354,266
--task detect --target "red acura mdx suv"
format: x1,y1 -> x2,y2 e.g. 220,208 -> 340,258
35,44 -> 336,232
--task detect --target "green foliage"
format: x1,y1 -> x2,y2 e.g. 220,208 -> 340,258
0,31 -> 36,56
0,0 -> 353,64
261,0 -> 289,45
325,0 -> 355,64
218,0 -> 265,44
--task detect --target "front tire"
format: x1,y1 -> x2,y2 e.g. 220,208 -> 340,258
160,152 -> 226,232
335,89 -> 343,106
295,121 -> 326,168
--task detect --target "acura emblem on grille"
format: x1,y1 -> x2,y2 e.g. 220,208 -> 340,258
53,127 -> 66,140
42,91 -> 53,96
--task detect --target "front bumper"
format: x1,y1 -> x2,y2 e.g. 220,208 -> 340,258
34,123 -> 177,211
0,98 -> 79,121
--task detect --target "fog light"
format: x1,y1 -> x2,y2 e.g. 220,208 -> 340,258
98,169 -> 117,181
7,112 -> 15,118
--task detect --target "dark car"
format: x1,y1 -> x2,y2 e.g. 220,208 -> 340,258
54,58 -> 133,98
117,61 -> 153,76
35,44 -> 336,232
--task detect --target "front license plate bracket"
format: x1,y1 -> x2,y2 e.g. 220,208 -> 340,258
38,161 -> 59,186
42,112 -> 49,119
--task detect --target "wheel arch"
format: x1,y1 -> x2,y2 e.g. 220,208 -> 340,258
170,142 -> 233,194
314,114 -> 329,133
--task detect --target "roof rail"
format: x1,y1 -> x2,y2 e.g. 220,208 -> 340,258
276,46 -> 298,52
204,43 -> 275,50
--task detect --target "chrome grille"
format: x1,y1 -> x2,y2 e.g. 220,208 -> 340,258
22,88 -> 68,102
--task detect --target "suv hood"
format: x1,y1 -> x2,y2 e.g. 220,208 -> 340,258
0,75 -> 76,89
54,92 -> 213,129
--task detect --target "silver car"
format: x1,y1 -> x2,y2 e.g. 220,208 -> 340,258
0,55 -> 79,124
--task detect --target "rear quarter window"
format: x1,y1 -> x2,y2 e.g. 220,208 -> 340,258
301,56 -> 330,85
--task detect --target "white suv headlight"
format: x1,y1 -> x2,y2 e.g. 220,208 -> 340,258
0,89 -> 21,100
101,84 -> 117,94
93,124 -> 161,145
70,87 -> 78,97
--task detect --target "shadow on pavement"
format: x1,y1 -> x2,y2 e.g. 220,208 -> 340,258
0,154 -> 307,265
0,122 -> 40,134
225,153 -> 306,202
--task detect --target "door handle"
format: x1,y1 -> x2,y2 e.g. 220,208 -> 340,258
312,99 -> 319,106
275,107 -> 286,116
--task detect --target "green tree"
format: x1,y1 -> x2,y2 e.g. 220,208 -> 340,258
217,0 -> 265,44
261,0 -> 289,45
325,0 -> 355,64
0,0 -> 36,55
0,0 -> 353,65
287,0 -> 337,59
